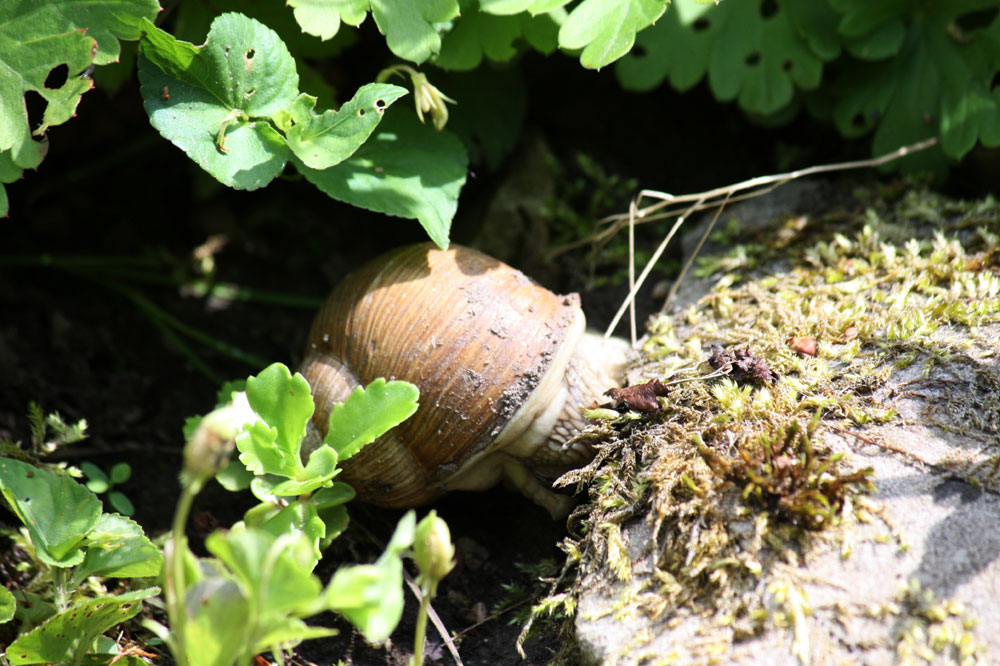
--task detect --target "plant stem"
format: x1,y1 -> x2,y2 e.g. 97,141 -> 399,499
166,481 -> 198,666
412,592 -> 431,666
53,567 -> 69,611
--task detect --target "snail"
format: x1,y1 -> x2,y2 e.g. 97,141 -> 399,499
299,243 -> 631,518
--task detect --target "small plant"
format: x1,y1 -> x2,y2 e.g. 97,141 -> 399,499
411,510 -> 456,666
0,457 -> 161,665
154,361 -> 427,665
80,461 -> 135,516
695,412 -> 875,529
0,402 -> 87,461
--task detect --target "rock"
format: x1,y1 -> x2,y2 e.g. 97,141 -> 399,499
570,181 -> 1000,665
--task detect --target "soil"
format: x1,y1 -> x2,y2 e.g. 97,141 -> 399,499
2,18 -> 998,666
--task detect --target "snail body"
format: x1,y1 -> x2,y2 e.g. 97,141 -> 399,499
300,243 -> 630,517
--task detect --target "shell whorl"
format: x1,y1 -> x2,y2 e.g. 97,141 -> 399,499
301,243 -> 584,508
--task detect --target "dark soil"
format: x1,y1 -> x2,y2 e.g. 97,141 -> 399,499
3,17 -> 997,666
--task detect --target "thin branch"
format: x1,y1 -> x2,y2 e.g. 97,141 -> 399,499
599,137 -> 938,338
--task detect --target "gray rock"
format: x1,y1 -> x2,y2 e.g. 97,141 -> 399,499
573,181 -> 1000,665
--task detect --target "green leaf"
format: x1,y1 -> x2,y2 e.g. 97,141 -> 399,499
281,84 -> 408,169
827,3 -> 1000,167
259,501 -> 327,561
559,0 -> 667,70
616,0 -> 723,92
288,0 -> 370,40
4,588 -> 158,665
480,0 -> 571,14
323,378 -> 419,461
138,13 -> 299,190
706,1 -> 824,114
216,456 -> 255,491
434,0 -> 521,70
266,445 -> 341,496
245,363 -> 315,458
181,576 -> 249,666
312,482 -> 356,509
238,363 -> 315,478
238,420 -> 299,478
297,107 -> 468,249
0,150 -> 21,217
0,457 -> 101,566
0,0 -> 159,178
109,462 -> 132,484
0,586 -> 14,624
318,504 -> 349,548
70,513 -> 161,587
107,490 -> 135,516
370,0 -> 461,63
323,511 -> 414,641
206,529 -> 322,616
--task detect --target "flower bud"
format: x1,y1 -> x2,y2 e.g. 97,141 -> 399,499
414,510 -> 455,595
377,65 -> 455,131
182,392 -> 254,485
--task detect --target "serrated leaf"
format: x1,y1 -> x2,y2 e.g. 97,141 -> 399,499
0,457 -> 101,566
70,513 -> 162,587
266,446 -> 340,496
244,363 -> 315,465
138,13 -> 298,190
323,378 -> 419,461
288,0 -> 370,40
4,588 -> 158,665
0,0 -> 159,177
0,586 -> 14,624
297,107 -> 467,249
559,0 -> 667,70
370,0 -> 461,63
282,83 -> 407,169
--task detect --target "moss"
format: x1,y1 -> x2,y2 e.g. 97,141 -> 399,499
533,182 -> 1000,663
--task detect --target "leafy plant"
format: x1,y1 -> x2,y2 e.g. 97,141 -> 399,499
80,461 -> 135,516
157,362 -> 425,664
0,402 -> 87,461
0,457 -> 161,665
616,0 -> 1000,171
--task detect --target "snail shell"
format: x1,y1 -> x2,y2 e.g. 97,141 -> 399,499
299,243 -> 629,517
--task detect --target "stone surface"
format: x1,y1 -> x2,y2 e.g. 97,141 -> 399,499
573,181 -> 1000,665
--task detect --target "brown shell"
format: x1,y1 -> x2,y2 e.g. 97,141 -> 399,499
301,243 -> 582,508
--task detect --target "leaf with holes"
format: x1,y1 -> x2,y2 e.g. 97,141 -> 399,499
138,13 -> 298,190
297,107 -> 467,249
0,0 -> 159,183
370,0 -> 461,63
826,1 -> 1000,166
706,1 -> 824,115
616,0 -> 722,92
4,588 -> 159,665
278,84 -> 407,169
559,0 -> 667,70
